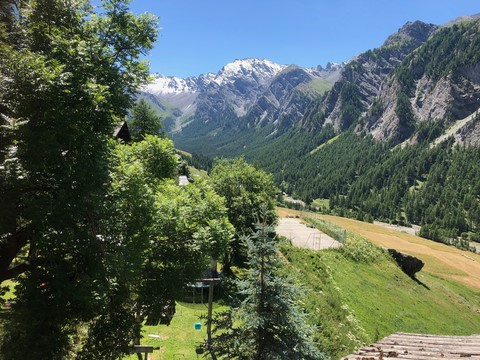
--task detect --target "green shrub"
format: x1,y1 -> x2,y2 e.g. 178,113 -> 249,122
305,217 -> 347,243
340,234 -> 385,263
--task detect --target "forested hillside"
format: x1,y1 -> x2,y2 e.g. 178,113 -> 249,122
239,127 -> 480,247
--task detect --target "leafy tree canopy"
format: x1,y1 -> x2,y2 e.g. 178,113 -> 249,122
0,0 -> 166,358
210,158 -> 278,265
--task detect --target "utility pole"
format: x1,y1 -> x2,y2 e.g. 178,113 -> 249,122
203,277 -> 220,360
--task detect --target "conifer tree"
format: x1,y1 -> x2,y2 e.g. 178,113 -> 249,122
130,98 -> 163,140
209,212 -> 324,360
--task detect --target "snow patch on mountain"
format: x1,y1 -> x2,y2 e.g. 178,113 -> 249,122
143,75 -> 201,96
144,59 -> 287,95
214,58 -> 287,86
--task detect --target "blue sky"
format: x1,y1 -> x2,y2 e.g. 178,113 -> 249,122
127,0 -> 480,78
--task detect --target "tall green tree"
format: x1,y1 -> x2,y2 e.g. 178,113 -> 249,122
0,0 -> 158,358
76,136 -> 233,359
129,98 -> 163,140
210,158 -> 278,266
210,216 -> 324,360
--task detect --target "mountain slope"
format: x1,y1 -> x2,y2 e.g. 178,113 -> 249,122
301,20 -> 438,133
357,20 -> 480,143
146,16 -> 480,245
169,60 -> 337,155
279,219 -> 480,359
141,58 -> 339,154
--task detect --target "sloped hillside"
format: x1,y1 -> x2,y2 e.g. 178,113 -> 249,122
302,20 -> 438,133
358,20 -> 480,142
281,230 -> 480,359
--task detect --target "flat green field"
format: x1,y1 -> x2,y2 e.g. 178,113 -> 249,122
124,301 -> 227,360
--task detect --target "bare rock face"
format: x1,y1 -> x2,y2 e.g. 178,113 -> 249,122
382,20 -> 438,48
364,81 -> 401,141
142,59 -> 340,142
243,66 -> 329,130
413,76 -> 453,121
388,248 -> 424,278
356,20 -> 480,144
448,111 -> 480,146
303,21 -> 438,133
360,76 -> 454,141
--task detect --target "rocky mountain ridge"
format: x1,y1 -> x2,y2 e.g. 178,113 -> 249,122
356,19 -> 480,144
301,20 -> 439,133
141,58 -> 342,134
142,15 -> 480,153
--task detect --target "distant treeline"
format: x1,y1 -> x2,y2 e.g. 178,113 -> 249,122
180,152 -> 214,172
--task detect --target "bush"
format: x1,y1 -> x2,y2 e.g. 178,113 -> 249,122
340,235 -> 384,263
305,217 -> 347,243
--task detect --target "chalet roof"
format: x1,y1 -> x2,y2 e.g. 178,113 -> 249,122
113,121 -> 131,143
342,332 -> 480,359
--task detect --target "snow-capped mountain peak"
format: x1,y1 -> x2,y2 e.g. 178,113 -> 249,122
214,58 -> 287,86
143,58 -> 287,95
139,57 -> 339,133
143,74 -> 201,96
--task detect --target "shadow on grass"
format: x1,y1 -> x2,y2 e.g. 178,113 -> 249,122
177,302 -> 210,311
413,277 -> 430,290
0,308 -> 12,339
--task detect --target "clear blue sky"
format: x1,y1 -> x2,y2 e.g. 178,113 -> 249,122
126,0 -> 480,78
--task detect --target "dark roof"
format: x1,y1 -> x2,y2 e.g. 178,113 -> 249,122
342,332 -> 480,359
113,121 -> 131,142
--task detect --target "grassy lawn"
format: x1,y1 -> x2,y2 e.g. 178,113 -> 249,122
0,279 -> 226,360
124,301 -> 228,360
0,280 -> 16,302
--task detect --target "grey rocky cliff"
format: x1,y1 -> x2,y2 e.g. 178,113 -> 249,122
303,21 -> 438,133
358,20 -> 480,143
243,66 -> 329,131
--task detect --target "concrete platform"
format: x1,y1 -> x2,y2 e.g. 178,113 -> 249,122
276,217 -> 342,250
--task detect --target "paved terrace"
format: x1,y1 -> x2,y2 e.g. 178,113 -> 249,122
276,217 -> 342,250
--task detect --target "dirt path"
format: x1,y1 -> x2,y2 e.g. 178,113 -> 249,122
373,220 -> 420,236
276,218 -> 342,250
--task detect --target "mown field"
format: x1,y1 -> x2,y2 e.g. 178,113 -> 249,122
278,208 -> 480,289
